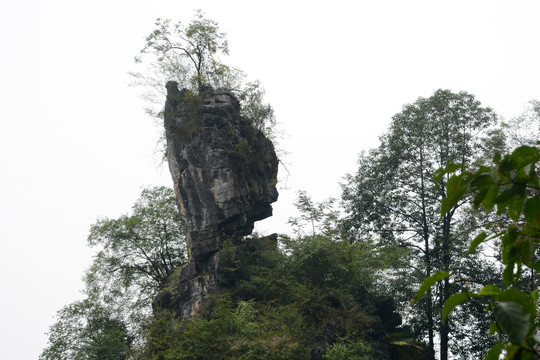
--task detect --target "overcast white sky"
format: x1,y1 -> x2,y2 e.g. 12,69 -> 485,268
1,0 -> 539,358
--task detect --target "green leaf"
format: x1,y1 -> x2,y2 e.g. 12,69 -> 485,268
503,262 -> 515,286
534,260 -> 540,273
471,174 -> 494,189
489,322 -> 500,335
468,231 -> 488,254
531,289 -> 539,303
473,188 -> 489,208
483,342 -> 504,360
442,291 -> 475,321
493,151 -> 502,163
518,238 -> 536,267
481,184 -> 500,212
499,157 -> 518,172
508,195 -> 525,222
511,145 -> 540,169
434,163 -> 464,183
495,184 -> 523,205
502,234 -> 520,265
494,301 -> 530,345
523,197 -> 540,227
504,344 -> 523,359
478,285 -> 501,296
498,288 -> 537,316
441,174 -> 468,215
412,271 -> 450,304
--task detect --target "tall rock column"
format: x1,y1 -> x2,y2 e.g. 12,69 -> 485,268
154,81 -> 278,317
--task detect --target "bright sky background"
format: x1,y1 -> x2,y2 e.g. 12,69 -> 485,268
1,0 -> 539,358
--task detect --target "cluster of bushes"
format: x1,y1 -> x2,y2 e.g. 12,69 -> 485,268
140,235 -> 426,360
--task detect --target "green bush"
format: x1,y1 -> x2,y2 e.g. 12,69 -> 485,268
142,296 -> 310,360
141,235 -> 418,359
324,340 -> 374,360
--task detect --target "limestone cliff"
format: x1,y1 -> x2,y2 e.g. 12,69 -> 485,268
154,82 -> 279,317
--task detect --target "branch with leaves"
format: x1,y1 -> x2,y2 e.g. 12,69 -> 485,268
415,145 -> 540,359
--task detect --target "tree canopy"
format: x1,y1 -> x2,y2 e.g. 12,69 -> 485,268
39,298 -> 132,360
41,186 -> 186,359
130,11 -> 276,136
341,89 -> 502,359
417,144 -> 540,359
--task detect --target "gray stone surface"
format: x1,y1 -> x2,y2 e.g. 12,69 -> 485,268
154,82 -> 278,317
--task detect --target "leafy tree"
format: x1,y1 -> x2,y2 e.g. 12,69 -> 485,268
341,89 -> 501,359
417,144 -> 540,359
41,186 -> 186,358
137,11 -> 229,91
503,100 -> 540,149
40,298 -> 132,360
287,190 -> 340,239
85,186 -> 186,338
130,11 -> 276,135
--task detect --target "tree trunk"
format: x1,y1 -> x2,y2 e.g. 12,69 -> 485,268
424,232 -> 435,358
419,150 -> 436,359
439,212 -> 452,360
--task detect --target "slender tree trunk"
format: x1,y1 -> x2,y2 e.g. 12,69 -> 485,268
440,212 -> 452,360
419,150 -> 436,359
440,277 -> 450,360
424,232 -> 435,359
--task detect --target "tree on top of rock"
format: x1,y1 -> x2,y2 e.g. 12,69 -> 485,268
130,10 -> 276,136
138,10 -> 229,91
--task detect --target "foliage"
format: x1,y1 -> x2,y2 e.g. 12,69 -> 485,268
142,298 -> 310,360
137,10 -> 229,91
141,223 -> 419,359
288,190 -> 340,239
503,100 -> 540,149
41,186 -> 186,359
85,186 -> 186,338
418,145 -> 540,359
228,118 -> 277,175
341,89 -> 501,359
40,298 -> 132,360
167,88 -> 204,142
178,190 -> 422,358
323,339 -> 374,360
236,80 -> 276,136
130,11 -> 276,136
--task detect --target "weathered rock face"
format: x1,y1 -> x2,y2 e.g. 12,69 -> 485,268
154,81 -> 278,317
